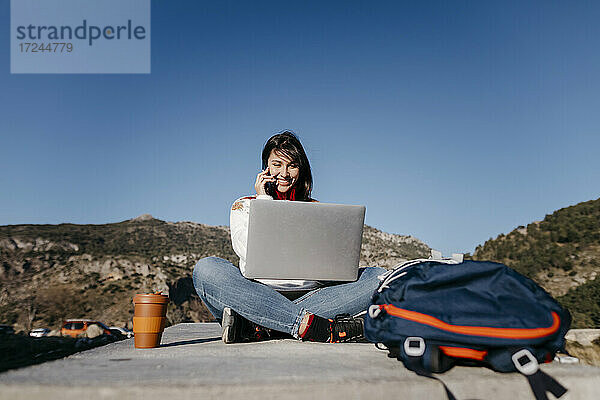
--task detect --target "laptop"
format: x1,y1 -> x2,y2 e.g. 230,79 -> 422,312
243,199 -> 366,281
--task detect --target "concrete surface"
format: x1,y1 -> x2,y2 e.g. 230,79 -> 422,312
1,323 -> 599,400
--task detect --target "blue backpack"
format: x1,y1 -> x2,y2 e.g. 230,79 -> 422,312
364,257 -> 571,400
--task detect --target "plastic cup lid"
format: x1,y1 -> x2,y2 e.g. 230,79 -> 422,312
133,292 -> 170,304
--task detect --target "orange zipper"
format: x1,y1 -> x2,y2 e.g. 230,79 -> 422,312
381,304 -> 560,339
439,346 -> 488,361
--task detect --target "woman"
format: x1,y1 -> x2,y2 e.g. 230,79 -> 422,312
193,131 -> 386,343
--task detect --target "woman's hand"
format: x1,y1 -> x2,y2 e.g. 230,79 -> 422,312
255,169 -> 276,196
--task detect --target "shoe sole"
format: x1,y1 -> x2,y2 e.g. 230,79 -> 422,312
332,317 -> 365,343
222,307 -> 236,344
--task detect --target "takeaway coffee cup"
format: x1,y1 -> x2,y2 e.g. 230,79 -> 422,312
133,292 -> 169,348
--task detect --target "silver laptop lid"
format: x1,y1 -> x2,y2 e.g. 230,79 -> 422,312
244,199 -> 365,281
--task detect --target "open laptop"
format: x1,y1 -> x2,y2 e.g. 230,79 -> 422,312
243,199 -> 366,281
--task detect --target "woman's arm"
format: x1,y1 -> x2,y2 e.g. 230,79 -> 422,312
229,194 -> 272,270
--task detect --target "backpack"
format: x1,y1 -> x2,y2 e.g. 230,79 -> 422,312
364,256 -> 571,400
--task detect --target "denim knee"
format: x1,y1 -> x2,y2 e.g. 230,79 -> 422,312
193,256 -> 228,296
359,266 -> 387,280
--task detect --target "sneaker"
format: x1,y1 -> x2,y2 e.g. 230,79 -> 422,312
329,314 -> 365,343
221,307 -> 271,344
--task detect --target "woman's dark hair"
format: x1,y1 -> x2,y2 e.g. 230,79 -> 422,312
261,131 -> 313,201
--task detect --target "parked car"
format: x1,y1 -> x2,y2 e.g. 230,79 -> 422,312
61,319 -> 112,338
109,327 -> 134,339
0,324 -> 15,335
29,328 -> 51,337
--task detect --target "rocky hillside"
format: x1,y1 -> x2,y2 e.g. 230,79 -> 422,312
360,225 -> 430,267
472,197 -> 600,328
0,216 -> 429,332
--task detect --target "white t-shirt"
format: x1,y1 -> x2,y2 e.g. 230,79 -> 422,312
229,194 -> 322,291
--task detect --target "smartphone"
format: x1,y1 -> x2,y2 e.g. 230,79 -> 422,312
264,168 -> 276,195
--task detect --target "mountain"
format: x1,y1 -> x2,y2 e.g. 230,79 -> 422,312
471,197 -> 600,328
0,216 -> 430,332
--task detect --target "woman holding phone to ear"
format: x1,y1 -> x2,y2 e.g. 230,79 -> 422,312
193,131 -> 386,343
255,134 -> 309,201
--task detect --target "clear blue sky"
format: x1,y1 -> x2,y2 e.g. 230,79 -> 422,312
1,1 -> 599,255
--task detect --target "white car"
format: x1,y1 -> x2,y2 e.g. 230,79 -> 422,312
29,328 -> 50,337
109,327 -> 134,338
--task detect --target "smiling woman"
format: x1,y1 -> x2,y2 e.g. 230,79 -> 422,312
264,151 -> 300,195
192,131 -> 387,345
257,133 -> 313,201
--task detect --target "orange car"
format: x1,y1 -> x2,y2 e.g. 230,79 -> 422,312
61,319 -> 111,338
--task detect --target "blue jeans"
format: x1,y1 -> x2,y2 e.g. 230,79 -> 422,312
192,256 -> 386,338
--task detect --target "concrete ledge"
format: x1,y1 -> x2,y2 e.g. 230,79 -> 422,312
1,323 -> 599,399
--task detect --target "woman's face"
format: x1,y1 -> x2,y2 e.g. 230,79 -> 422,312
267,149 -> 300,193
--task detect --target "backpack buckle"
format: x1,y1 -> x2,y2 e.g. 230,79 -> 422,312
368,305 -> 383,319
512,349 -> 539,375
404,337 -> 425,357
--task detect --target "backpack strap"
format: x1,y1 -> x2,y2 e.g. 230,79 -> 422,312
402,337 -> 458,400
377,254 -> 461,293
431,250 -> 463,263
511,349 -> 568,400
451,253 -> 464,263
430,250 -> 443,260
401,342 -> 568,400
